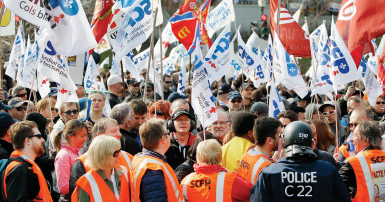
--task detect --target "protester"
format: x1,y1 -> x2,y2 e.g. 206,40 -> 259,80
250,102 -> 269,118
54,119 -> 88,201
163,75 -> 174,100
250,121 -> 350,201
217,83 -> 232,104
341,96 -> 362,126
127,79 -> 141,99
48,87 -> 58,100
87,91 -> 106,125
7,97 -> 28,121
3,121 -> 53,202
240,83 -> 255,112
107,75 -> 123,109
132,118 -> 184,201
76,86 -> 86,98
128,99 -> 148,148
277,110 -> 298,128
140,81 -> 154,100
222,112 -> 258,172
11,85 -> 27,100
287,104 -> 306,120
319,101 -> 347,141
171,72 -> 179,92
340,86 -> 364,117
180,139 -> 253,201
238,117 -> 281,184
210,108 -> 232,144
312,119 -> 336,154
339,121 -> 385,201
149,100 -> 171,120
372,96 -> 385,122
297,91 -> 312,109
71,135 -> 130,201
36,98 -> 58,119
110,103 -> 140,156
305,103 -> 321,120
0,112 -> 16,159
227,91 -> 243,112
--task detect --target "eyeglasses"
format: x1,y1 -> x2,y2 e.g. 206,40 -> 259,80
376,102 -> 385,105
132,85 -> 139,87
16,93 -> 27,97
16,106 -> 27,111
322,110 -> 335,117
112,149 -> 121,158
63,110 -> 79,115
147,89 -> 153,92
152,110 -> 164,116
27,134 -> 42,139
164,81 -> 171,84
212,121 -> 230,126
231,99 -> 242,103
141,72 -> 147,76
51,107 -> 59,112
348,123 -> 358,128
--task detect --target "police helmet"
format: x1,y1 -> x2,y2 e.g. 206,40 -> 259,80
282,121 -> 317,158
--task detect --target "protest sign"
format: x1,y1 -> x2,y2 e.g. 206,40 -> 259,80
4,0 -> 52,27
371,162 -> 385,202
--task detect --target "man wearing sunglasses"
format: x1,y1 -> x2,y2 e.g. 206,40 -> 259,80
319,101 -> 348,143
127,79 -> 141,99
163,75 -> 174,100
11,85 -> 27,101
227,91 -> 243,112
140,81 -> 154,100
7,97 -> 28,121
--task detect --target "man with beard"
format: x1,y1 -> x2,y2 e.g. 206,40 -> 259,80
237,117 -> 282,184
210,109 -> 232,144
2,121 -> 53,202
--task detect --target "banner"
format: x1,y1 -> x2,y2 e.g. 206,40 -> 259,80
371,162 -> 385,202
0,7 -> 15,36
113,0 -> 153,62
206,0 -> 235,37
5,24 -> 24,79
4,0 -> 52,27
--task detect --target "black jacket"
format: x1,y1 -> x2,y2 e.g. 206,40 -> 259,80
165,136 -> 190,170
314,147 -> 339,169
175,159 -> 195,183
2,157 -> 41,202
0,140 -> 13,160
120,128 -> 141,156
108,93 -> 122,109
69,159 -> 86,197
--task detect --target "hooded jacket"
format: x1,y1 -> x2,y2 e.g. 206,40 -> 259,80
320,101 -> 347,143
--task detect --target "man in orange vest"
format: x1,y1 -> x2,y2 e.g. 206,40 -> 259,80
69,118 -> 133,195
237,117 -> 282,184
340,121 -> 385,202
2,121 -> 53,202
181,139 -> 253,201
131,118 -> 184,202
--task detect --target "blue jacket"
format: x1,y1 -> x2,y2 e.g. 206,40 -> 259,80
250,156 -> 351,202
140,170 -> 168,202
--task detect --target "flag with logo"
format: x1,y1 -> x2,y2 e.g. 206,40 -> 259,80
90,0 -> 113,44
330,19 -> 360,91
177,57 -> 188,94
123,51 -> 140,79
270,0 -> 310,57
162,54 -> 178,76
204,23 -> 231,82
197,0 -> 212,47
359,57 -> 382,105
84,55 -> 99,91
251,48 -> 268,88
133,48 -> 151,73
16,32 -> 26,87
113,0 -> 153,62
269,78 -> 285,118
169,0 -> 201,55
367,55 -> 378,75
22,35 -> 38,90
310,24 -> 323,48
6,23 -> 24,79
206,0 -> 235,37
37,71 -> 50,98
110,57 -> 121,77
191,39 -> 218,127
44,0 -> 97,56
4,0 -> 53,27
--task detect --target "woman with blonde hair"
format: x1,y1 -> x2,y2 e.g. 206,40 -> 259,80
54,119 -> 88,201
312,119 -> 336,154
71,135 -> 130,201
87,91 -> 106,125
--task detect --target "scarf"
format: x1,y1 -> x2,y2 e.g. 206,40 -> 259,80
10,150 -> 53,202
193,163 -> 229,175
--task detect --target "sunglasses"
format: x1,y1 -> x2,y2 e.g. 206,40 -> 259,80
112,149 -> 121,157
17,93 -> 27,97
322,110 -> 335,117
16,106 -> 27,111
147,89 -> 153,92
152,110 -> 164,116
51,107 -> 59,112
63,110 -> 79,115
231,99 -> 242,103
141,72 -> 147,76
376,102 -> 385,105
348,123 -> 358,128
132,85 -> 139,87
164,81 -> 171,84
27,134 -> 42,139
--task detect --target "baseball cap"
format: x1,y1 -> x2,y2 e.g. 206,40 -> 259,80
149,92 -> 162,100
319,101 -> 335,113
0,112 -> 16,129
218,83 -> 233,94
171,109 -> 192,120
8,97 -> 28,108
239,83 -> 254,92
48,87 -> 58,97
129,79 -> 140,85
168,92 -> 189,103
0,102 -> 12,111
107,75 -> 122,86
227,91 -> 242,100
250,102 -> 268,115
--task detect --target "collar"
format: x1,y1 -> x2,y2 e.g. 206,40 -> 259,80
61,143 -> 81,154
96,168 -> 123,181
140,149 -> 167,162
172,132 -> 195,147
120,128 -> 137,139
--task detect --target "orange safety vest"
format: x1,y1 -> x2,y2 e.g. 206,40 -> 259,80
78,151 -> 134,173
3,150 -> 53,202
71,169 -> 130,202
131,155 -> 184,202
347,149 -> 385,202
339,144 -> 356,159
180,171 -> 237,202
237,145 -> 272,184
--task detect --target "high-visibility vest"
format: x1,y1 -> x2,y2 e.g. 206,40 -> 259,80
237,145 -> 272,184
131,155 -> 184,202
78,151 -> 133,173
347,149 -> 385,202
339,144 -> 356,159
71,169 -> 131,202
3,150 -> 53,202
180,171 -> 237,202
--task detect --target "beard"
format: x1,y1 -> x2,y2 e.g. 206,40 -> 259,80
32,141 -> 45,157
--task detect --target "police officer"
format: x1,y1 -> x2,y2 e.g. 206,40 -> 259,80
250,121 -> 351,202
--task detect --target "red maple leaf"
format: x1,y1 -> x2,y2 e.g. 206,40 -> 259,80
209,107 -> 216,113
59,88 -> 67,94
42,79 -> 48,85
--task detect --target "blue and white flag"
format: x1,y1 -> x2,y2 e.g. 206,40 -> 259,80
6,24 -> 24,79
330,18 -> 360,91
98,78 -> 112,117
206,0 -> 235,37
22,35 -> 38,90
266,35 -> 273,85
310,24 -> 323,48
359,58 -> 382,106
251,47 -> 268,88
122,51 -> 140,80
84,55 -> 99,91
177,58 -> 187,95
113,0 -> 153,62
110,57 -> 122,77
16,34 -> 26,87
273,32 -> 308,98
191,39 -> 218,127
162,54 -> 178,76
269,79 -> 286,118
134,48 -> 151,73
37,71 -> 50,98
237,28 -> 264,78
367,55 -> 378,75
205,23 -> 231,82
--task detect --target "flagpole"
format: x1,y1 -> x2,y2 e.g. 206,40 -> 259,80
0,3 -> 5,90
159,24 -> 164,100
144,8 -> 158,101
120,61 -> 126,100
241,68 -> 245,111
201,93 -> 206,140
188,55 -> 191,85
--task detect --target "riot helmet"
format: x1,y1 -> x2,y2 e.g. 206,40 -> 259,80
282,121 -> 316,158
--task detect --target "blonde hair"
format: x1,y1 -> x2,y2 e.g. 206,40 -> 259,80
196,139 -> 222,165
88,91 -> 106,101
36,98 -> 56,113
85,135 -> 121,170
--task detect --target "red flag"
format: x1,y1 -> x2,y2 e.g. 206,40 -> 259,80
90,0 -> 113,44
377,56 -> 385,95
198,0 -> 212,48
269,0 -> 311,57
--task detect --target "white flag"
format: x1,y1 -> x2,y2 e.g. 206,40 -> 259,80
330,18 -> 360,91
360,61 -> 382,106
37,71 -> 50,98
16,34 -> 26,87
113,0 -> 153,62
123,51 -> 140,80
153,22 -> 178,63
44,0 -> 97,56
99,77 -> 112,117
84,55 -> 99,91
22,35 -> 38,90
292,4 -> 302,22
110,57 -> 122,77
206,0 -> 235,37
6,24 -> 24,79
100,57 -> 110,69
94,35 -> 112,55
310,24 -> 323,48
191,39 -> 218,127
367,55 -> 378,76
269,79 -> 286,118
205,23 -> 231,82
162,54 -> 178,76
134,48 -> 151,72
177,58 -> 188,95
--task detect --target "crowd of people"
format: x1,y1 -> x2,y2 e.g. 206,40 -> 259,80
0,66 -> 384,202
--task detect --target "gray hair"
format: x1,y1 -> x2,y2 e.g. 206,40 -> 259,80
352,106 -> 374,121
357,121 -> 382,150
92,118 -> 118,139
12,85 -> 25,96
170,98 -> 188,112
110,103 -> 133,125
217,108 -> 232,123
305,104 -> 319,120
347,96 -> 362,109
